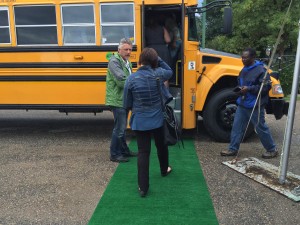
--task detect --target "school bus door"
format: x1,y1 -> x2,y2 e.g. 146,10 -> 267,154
181,3 -> 199,129
140,0 -> 199,130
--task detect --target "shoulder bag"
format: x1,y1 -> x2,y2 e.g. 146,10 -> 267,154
156,78 -> 182,146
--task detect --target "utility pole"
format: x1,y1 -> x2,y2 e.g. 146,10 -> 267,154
279,20 -> 300,184
201,0 -> 206,48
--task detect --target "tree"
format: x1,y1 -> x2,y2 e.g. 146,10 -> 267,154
205,0 -> 300,57
199,0 -> 299,94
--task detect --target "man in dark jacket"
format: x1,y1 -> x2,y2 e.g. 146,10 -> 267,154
221,48 -> 278,159
106,38 -> 137,163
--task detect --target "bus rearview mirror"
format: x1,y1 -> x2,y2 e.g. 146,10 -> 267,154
223,7 -> 232,34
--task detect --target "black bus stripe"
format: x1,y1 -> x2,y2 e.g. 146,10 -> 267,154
0,75 -> 107,82
0,62 -> 138,68
0,45 -> 137,53
0,104 -> 110,111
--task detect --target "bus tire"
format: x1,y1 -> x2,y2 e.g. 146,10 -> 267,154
203,88 -> 254,142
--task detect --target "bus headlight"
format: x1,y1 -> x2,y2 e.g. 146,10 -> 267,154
272,84 -> 283,95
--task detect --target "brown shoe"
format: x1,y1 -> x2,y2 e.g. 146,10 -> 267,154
220,150 -> 238,156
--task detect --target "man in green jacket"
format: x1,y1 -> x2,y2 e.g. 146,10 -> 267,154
106,38 -> 137,162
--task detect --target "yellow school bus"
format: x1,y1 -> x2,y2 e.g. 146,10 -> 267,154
0,0 -> 287,142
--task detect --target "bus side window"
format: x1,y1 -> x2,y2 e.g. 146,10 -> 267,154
61,4 -> 96,45
0,7 -> 11,44
14,5 -> 58,45
100,3 -> 135,44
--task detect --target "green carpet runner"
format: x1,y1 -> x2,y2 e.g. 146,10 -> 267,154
88,139 -> 218,225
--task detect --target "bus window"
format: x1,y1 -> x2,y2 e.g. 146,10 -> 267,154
14,5 -> 58,45
61,4 -> 96,45
0,7 -> 10,44
100,3 -> 135,44
188,13 -> 199,42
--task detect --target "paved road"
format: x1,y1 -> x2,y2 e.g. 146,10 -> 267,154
0,103 -> 299,225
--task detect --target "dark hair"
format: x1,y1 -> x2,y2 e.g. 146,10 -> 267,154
243,48 -> 256,58
138,48 -> 158,68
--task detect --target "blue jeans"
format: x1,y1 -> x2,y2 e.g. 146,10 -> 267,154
110,106 -> 130,158
229,105 -> 276,152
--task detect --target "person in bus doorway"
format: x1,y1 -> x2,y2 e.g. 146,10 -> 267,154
221,48 -> 278,159
106,38 -> 138,163
145,16 -> 172,86
165,14 -> 182,75
123,48 -> 173,197
145,17 -> 171,65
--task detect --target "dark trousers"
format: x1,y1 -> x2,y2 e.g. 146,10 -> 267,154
135,126 -> 169,192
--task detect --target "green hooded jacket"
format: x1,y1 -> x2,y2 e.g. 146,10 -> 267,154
105,53 -> 132,107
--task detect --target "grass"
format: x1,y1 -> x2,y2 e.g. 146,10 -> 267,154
88,139 -> 218,225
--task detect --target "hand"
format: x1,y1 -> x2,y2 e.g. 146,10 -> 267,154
240,86 -> 248,94
157,57 -> 162,66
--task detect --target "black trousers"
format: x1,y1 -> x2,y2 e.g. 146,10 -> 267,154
135,126 -> 169,192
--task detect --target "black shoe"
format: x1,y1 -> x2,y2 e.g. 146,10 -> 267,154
161,166 -> 172,177
138,187 -> 147,197
220,150 -> 238,156
123,151 -> 138,157
110,156 -> 129,163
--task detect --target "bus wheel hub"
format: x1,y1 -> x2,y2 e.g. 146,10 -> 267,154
221,104 -> 237,128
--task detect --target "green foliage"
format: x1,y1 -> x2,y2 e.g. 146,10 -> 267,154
204,0 -> 299,57
200,0 -> 299,95
279,67 -> 294,95
273,56 -> 296,95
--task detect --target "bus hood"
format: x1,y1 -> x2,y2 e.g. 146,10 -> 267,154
200,48 -> 240,59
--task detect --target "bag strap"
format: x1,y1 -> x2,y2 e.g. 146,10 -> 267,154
156,78 -> 165,112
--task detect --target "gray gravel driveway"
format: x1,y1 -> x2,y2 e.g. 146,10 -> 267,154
0,103 -> 299,225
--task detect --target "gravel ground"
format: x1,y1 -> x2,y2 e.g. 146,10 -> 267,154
0,111 -> 117,224
195,103 -> 300,225
0,103 -> 299,225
